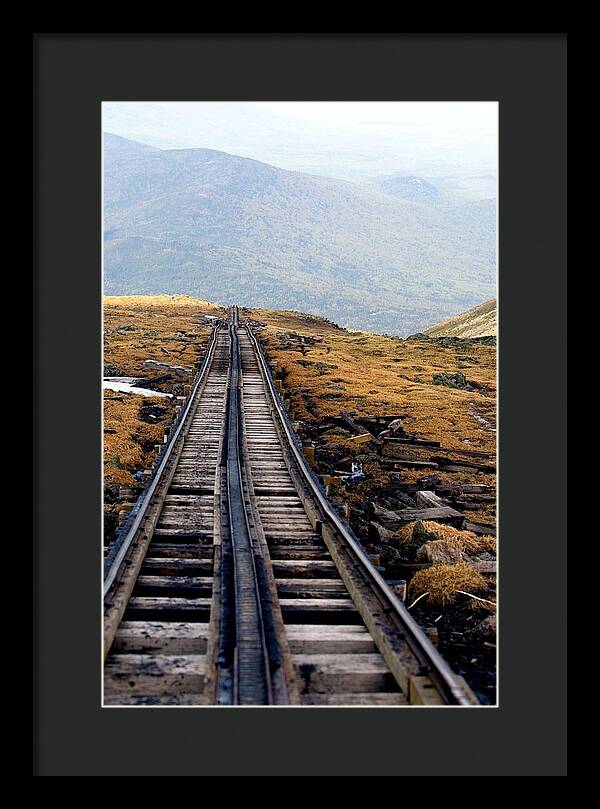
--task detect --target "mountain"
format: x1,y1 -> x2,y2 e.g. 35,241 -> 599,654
103,134 -> 496,336
424,299 -> 496,338
104,133 -> 160,159
371,173 -> 497,205
372,174 -> 442,204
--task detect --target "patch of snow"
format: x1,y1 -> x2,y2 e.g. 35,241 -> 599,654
104,376 -> 140,385
468,403 -> 495,431
103,381 -> 173,398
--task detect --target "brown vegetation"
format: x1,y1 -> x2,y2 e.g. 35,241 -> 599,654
103,394 -> 165,485
425,299 -> 496,338
103,295 -> 225,485
403,520 -> 496,556
104,294 -> 225,378
408,563 -> 489,609
246,306 -> 496,454
102,297 -> 497,700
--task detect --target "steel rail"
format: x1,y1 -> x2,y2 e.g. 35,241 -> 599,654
218,307 -> 285,704
103,321 -> 222,598
245,321 -> 474,706
227,314 -> 271,703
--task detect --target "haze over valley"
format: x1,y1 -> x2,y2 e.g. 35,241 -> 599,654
103,103 -> 497,336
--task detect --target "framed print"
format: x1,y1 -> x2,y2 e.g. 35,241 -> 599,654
33,32 -> 566,776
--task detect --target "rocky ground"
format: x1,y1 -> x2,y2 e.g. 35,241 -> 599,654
103,295 -> 226,543
102,298 -> 497,704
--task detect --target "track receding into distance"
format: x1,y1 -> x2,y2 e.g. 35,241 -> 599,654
103,308 -> 478,706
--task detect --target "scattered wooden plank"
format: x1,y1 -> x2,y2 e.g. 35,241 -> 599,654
415,490 -> 446,509
465,521 -> 496,536
471,560 -> 496,574
439,447 -> 495,459
394,506 -> 465,528
382,437 -> 441,448
348,432 -> 373,444
370,504 -> 411,529
433,456 -> 496,473
438,463 -> 481,473
339,411 -> 372,437
385,459 -> 440,470
417,475 -> 443,489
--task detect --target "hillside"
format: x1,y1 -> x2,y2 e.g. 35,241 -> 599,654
104,295 -> 496,473
103,134 -> 496,336
425,299 -> 496,338
372,173 -> 443,203
247,306 -> 496,456
103,296 -> 497,703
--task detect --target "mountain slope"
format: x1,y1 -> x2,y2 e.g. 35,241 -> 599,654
424,299 -> 496,338
103,134 -> 496,336
372,174 -> 443,204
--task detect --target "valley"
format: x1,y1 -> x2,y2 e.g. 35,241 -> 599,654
104,134 -> 496,336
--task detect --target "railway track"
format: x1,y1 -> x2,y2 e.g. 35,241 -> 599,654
103,308 -> 478,706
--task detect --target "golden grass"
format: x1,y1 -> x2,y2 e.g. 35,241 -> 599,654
418,521 -> 484,554
104,394 -> 165,485
102,297 -> 496,514
397,520 -> 496,557
104,295 -> 226,378
475,534 -> 497,554
408,563 -> 488,608
247,306 -> 496,454
425,299 -> 496,338
103,295 -> 226,485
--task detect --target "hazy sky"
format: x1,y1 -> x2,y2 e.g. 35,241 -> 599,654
253,101 -> 496,139
103,101 -> 498,187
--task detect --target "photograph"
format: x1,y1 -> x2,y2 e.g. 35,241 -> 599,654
102,100 -> 499,707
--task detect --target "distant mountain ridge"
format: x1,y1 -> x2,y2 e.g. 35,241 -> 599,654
372,173 -> 442,203
424,299 -> 496,338
103,134 -> 496,336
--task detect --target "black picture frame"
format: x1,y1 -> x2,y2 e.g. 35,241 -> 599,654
33,32 -> 567,776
